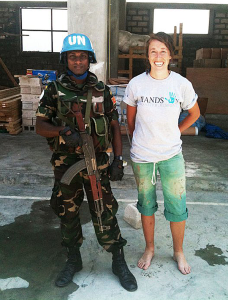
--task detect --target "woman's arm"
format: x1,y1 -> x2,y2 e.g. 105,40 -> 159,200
110,119 -> 122,157
127,105 -> 137,137
179,102 -> 200,133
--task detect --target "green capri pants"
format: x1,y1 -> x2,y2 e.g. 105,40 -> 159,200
131,153 -> 188,222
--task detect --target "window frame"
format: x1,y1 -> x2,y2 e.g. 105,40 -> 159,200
153,8 -> 213,36
127,2 -> 222,39
20,6 -> 68,53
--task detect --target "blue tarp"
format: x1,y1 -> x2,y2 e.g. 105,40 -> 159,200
203,124 -> 228,140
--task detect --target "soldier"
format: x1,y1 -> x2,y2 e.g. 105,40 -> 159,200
36,33 -> 137,292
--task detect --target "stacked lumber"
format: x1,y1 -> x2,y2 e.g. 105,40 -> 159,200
0,87 -> 22,134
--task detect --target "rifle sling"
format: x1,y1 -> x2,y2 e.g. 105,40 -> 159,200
84,89 -> 92,131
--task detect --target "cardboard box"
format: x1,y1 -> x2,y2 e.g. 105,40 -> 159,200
29,77 -> 42,86
19,76 -> 42,86
21,94 -> 40,102
22,110 -> 36,118
193,59 -> 222,68
211,48 -> 221,59
109,85 -> 126,97
33,101 -> 39,111
32,70 -> 57,85
196,48 -> 211,60
31,86 -> 42,95
222,59 -> 227,68
20,86 -> 31,94
19,77 -> 30,86
22,117 -> 33,126
221,48 -> 228,59
22,101 -> 33,110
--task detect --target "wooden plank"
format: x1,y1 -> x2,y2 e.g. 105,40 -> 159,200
186,68 -> 228,114
0,117 -> 22,135
118,70 -> 130,74
0,87 -> 20,99
118,54 -> 146,59
0,58 -> 18,87
0,94 -> 21,103
0,116 -> 20,122
0,109 -> 21,117
0,98 -> 21,107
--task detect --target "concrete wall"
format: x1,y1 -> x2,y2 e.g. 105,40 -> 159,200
68,0 -> 108,82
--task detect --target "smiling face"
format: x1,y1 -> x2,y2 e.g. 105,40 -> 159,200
67,50 -> 89,75
148,39 -> 172,72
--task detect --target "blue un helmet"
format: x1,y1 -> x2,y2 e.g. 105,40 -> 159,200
60,33 -> 97,64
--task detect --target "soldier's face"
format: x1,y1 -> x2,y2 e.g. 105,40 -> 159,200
67,50 -> 89,75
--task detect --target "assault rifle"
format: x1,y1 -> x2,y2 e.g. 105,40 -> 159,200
60,92 -> 110,233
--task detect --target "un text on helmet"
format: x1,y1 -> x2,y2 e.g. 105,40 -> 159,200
68,35 -> 86,46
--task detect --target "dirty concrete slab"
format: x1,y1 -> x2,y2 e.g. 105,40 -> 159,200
0,114 -> 228,300
0,199 -> 228,300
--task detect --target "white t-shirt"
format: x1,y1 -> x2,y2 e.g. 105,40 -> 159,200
123,71 -> 198,163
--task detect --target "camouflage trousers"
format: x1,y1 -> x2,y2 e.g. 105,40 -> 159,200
50,152 -> 127,252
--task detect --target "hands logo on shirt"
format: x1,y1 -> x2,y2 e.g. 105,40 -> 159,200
165,92 -> 178,104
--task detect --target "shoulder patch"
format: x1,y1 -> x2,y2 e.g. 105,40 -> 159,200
111,96 -> 116,107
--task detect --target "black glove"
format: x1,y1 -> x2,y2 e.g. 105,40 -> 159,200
109,157 -> 124,181
59,126 -> 83,148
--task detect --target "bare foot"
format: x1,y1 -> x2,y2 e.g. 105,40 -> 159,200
173,251 -> 191,275
138,248 -> 154,270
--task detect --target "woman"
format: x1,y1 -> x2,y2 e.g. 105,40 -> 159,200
123,32 -> 200,275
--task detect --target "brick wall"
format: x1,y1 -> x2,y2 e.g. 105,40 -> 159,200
0,2 -> 66,88
214,12 -> 228,46
127,8 -> 150,34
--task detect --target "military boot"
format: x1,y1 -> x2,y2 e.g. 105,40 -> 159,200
112,247 -> 138,292
55,247 -> 82,287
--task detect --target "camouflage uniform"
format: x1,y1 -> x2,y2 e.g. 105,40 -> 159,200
36,71 -> 127,252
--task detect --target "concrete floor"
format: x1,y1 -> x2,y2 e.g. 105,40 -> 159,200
0,114 -> 228,300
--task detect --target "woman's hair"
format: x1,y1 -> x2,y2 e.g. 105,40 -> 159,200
145,32 -> 175,73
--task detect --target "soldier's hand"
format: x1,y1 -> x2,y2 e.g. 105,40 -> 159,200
109,157 -> 124,181
59,126 -> 82,148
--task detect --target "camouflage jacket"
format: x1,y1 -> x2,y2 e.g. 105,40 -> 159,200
36,71 -> 118,154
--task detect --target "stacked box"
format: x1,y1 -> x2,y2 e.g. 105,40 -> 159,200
193,59 -> 222,68
194,48 -> 228,68
109,85 -> 127,135
18,75 -> 43,128
32,69 -> 57,85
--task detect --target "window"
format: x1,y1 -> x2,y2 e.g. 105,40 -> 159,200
153,9 -> 210,34
21,8 -> 68,52
126,0 -> 228,3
